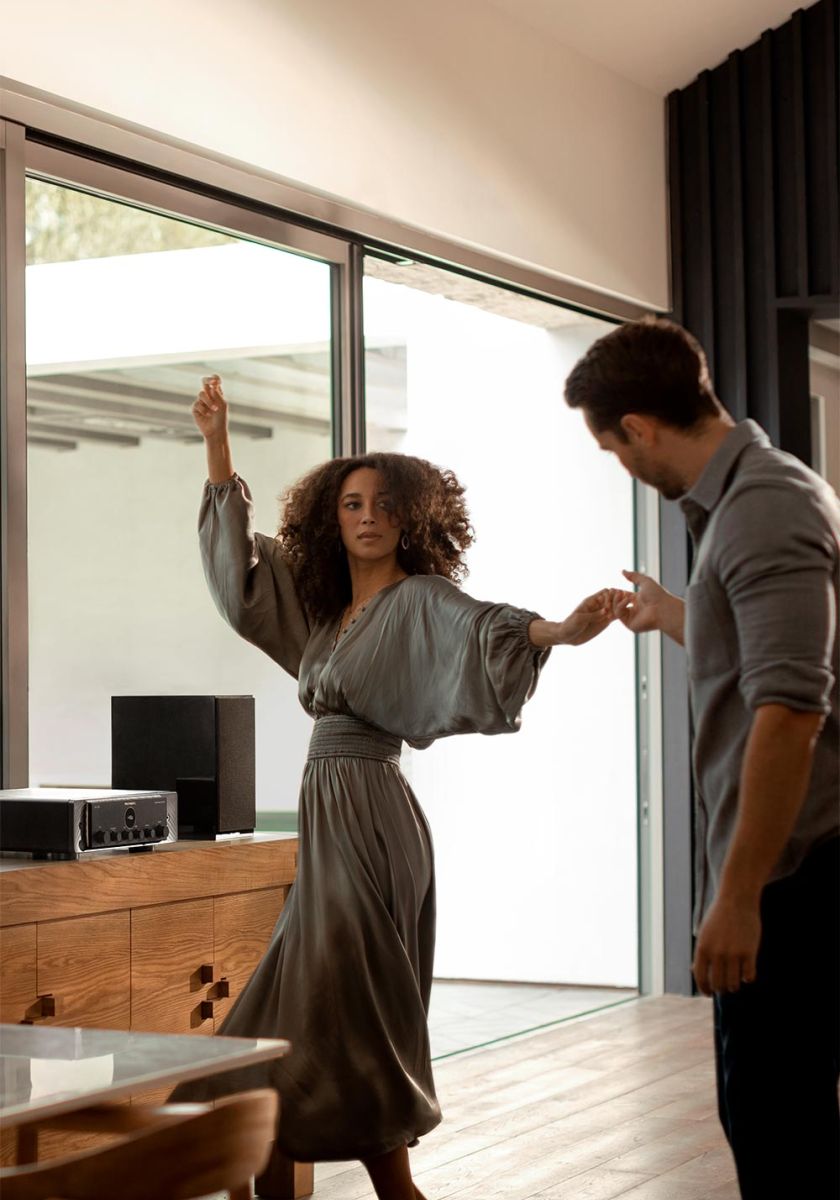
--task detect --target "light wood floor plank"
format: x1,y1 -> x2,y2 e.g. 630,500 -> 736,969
311,997 -> 737,1200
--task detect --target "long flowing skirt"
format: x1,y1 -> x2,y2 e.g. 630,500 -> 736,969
175,716 -> 440,1163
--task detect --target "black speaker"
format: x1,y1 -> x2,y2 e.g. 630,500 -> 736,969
111,696 -> 255,839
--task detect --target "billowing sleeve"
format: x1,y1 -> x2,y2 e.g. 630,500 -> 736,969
198,474 -> 310,679
359,576 -> 549,747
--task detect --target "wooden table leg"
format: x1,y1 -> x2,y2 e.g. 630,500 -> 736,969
16,1124 -> 38,1165
255,1144 -> 314,1198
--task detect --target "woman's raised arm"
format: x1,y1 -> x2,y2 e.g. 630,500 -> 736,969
193,374 -> 235,483
193,375 -> 310,679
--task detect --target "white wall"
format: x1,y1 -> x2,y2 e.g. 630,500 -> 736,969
365,279 -> 638,987
1,0 -> 668,309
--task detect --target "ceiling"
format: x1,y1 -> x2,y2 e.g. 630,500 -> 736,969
483,0 -> 802,94
26,348 -> 407,453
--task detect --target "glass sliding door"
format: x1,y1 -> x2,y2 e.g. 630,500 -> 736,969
364,257 -> 639,1054
25,173 -> 338,824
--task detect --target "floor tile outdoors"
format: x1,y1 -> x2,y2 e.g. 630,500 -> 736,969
428,979 -> 637,1059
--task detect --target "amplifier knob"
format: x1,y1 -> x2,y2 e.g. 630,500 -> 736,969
120,830 -> 129,841
93,830 -> 106,844
143,827 -> 151,838
109,830 -> 118,842
154,824 -> 165,839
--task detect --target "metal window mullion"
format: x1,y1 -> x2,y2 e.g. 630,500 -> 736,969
635,480 -> 665,996
332,243 -> 366,459
0,119 -> 29,786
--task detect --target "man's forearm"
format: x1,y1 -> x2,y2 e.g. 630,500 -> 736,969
717,703 -> 825,903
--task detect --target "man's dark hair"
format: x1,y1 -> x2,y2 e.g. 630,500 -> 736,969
564,316 -> 722,438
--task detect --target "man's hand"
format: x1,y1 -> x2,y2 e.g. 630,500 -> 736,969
692,894 -> 761,996
612,570 -> 686,645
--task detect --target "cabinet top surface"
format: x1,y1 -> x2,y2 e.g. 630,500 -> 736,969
0,831 -> 296,875
0,1024 -> 290,1126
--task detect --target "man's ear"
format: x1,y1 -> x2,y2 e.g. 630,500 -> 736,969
620,413 -> 658,445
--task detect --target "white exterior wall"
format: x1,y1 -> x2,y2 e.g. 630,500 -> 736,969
2,0 -> 669,309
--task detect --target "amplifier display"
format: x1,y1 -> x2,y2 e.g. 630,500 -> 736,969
0,788 -> 177,859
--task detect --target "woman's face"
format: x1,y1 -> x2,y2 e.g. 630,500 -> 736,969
337,468 -> 402,564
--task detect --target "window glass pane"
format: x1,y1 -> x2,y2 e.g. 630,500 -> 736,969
365,258 -> 639,996
26,180 -> 333,820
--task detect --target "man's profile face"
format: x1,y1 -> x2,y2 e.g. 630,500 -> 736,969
584,413 -> 687,500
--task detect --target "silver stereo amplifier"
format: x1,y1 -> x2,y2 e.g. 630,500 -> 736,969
0,788 -> 177,859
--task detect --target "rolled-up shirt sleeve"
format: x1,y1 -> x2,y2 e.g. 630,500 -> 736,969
715,482 -> 837,713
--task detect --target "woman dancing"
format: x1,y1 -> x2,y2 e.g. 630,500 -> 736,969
185,375 -> 617,1200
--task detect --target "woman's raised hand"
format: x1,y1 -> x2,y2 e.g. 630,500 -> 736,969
194,375 -> 235,484
192,375 -> 229,442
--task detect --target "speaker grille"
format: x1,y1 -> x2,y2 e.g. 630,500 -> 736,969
112,696 -> 255,837
112,696 -> 216,792
215,696 -> 256,834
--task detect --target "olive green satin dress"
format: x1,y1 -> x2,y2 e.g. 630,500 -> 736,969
181,474 -> 548,1162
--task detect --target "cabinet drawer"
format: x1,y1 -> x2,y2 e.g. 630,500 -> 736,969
0,923 -> 36,1024
37,912 -> 130,1029
131,898 -> 214,1035
213,887 -> 286,1027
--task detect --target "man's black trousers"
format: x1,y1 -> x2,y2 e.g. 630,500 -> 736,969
713,836 -> 840,1199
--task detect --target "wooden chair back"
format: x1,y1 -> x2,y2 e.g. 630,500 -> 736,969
0,1088 -> 279,1200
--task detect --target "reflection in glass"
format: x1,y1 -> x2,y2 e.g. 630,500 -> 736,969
364,259 -> 639,1050
25,181 -> 333,815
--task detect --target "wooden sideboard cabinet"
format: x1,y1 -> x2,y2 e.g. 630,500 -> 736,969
0,834 -> 312,1197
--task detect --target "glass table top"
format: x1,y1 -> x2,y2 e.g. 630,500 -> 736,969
0,1024 -> 289,1126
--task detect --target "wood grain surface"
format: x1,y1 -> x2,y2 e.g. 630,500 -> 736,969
0,924 -> 36,1024
213,887 -> 287,1028
313,996 -> 739,1200
0,835 -> 298,927
36,911 -> 130,1030
131,898 -> 215,1035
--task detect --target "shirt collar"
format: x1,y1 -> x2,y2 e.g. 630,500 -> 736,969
680,419 -> 769,516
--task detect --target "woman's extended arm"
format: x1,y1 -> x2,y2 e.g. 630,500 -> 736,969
193,375 -> 235,482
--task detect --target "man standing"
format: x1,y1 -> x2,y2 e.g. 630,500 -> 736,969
565,317 -> 839,1199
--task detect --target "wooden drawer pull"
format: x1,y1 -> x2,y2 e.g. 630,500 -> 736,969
199,963 -> 215,984
217,978 -> 230,998
39,994 -> 56,1017
200,1000 -> 215,1020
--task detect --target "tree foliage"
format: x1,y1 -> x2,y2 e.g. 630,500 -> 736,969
26,179 -> 231,265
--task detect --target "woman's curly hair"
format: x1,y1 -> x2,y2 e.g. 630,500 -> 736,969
277,452 -> 474,624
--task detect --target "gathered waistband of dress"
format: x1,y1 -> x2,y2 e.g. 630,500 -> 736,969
307,714 -> 402,765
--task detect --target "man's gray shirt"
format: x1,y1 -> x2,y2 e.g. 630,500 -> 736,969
680,419 -> 840,926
